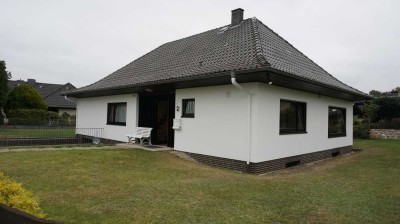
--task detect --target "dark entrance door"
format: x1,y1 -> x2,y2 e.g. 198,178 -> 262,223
138,92 -> 175,147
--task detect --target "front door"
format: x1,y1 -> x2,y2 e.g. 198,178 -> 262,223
138,92 -> 175,147
156,100 -> 169,144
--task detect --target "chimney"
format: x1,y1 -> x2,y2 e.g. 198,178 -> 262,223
27,79 -> 36,85
231,8 -> 244,26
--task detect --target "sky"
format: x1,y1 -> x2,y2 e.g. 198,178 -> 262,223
0,0 -> 399,93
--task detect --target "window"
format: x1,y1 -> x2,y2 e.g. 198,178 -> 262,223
280,100 -> 306,134
182,99 -> 195,118
328,107 -> 346,138
107,103 -> 127,126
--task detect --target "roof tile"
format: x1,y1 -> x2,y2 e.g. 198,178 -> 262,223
69,17 -> 366,97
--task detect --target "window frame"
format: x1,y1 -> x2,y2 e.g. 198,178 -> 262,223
328,106 -> 347,138
181,98 -> 195,118
107,102 -> 127,126
279,99 -> 307,135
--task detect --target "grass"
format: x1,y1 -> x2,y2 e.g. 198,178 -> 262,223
0,128 -> 75,138
0,139 -> 398,223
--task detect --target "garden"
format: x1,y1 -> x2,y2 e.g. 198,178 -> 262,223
353,89 -> 400,139
0,140 -> 399,223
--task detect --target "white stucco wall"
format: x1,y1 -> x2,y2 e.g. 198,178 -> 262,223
174,84 -> 257,161
252,83 -> 353,162
76,94 -> 138,142
174,83 -> 353,163
75,82 -> 353,162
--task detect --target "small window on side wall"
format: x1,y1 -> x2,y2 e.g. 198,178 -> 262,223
280,100 -> 307,134
107,102 -> 127,126
182,99 -> 195,118
328,107 -> 346,138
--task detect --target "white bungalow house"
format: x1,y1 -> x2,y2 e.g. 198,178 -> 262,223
66,9 -> 370,173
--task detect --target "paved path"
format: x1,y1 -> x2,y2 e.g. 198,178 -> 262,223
0,144 -> 172,153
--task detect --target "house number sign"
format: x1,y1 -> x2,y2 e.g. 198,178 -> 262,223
176,106 -> 180,112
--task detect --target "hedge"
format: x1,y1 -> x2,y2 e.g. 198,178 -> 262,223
5,109 -> 74,126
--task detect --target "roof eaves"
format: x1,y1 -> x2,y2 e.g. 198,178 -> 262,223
65,67 -> 269,97
266,67 -> 371,99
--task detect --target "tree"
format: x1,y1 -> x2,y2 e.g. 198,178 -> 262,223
369,90 -> 383,97
0,61 -> 12,108
4,83 -> 47,114
372,97 -> 400,121
363,103 -> 379,128
0,61 -> 12,123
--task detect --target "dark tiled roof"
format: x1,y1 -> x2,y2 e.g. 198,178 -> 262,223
69,17 -> 366,97
8,80 -> 77,108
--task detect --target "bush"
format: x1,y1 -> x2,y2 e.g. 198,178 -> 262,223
353,119 -> 370,139
7,109 -> 62,126
354,128 -> 370,139
4,83 -> 47,114
7,109 -> 48,125
0,172 -> 46,218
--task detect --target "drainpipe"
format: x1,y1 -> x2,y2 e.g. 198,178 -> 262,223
230,71 -> 252,164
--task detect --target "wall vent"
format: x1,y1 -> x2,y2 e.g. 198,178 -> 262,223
331,151 -> 340,157
285,160 -> 300,168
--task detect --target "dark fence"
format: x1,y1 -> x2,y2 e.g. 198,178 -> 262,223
371,118 -> 400,130
0,204 -> 57,224
0,125 -> 104,147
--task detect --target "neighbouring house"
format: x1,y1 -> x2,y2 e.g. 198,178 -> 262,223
9,79 -> 76,115
66,9 -> 370,173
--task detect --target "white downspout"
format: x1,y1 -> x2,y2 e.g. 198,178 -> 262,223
230,71 -> 252,164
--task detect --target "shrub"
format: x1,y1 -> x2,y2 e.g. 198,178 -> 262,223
354,129 -> 369,139
0,172 -> 46,218
7,109 -> 62,126
7,109 -> 48,125
4,83 -> 47,114
46,111 -> 60,121
353,119 -> 370,139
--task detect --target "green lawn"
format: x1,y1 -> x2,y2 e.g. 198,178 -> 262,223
0,140 -> 398,223
0,128 -> 75,138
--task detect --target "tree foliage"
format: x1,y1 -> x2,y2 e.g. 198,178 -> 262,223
369,90 -> 383,97
363,103 -> 379,128
0,60 -> 12,109
4,83 -> 47,114
372,97 -> 400,121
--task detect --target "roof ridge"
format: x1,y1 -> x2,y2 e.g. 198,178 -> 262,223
255,19 -> 365,95
250,17 -> 270,67
44,84 -> 69,99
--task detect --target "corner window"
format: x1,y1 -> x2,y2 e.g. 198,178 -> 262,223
107,103 -> 127,126
280,100 -> 306,134
328,107 -> 346,138
182,99 -> 195,118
